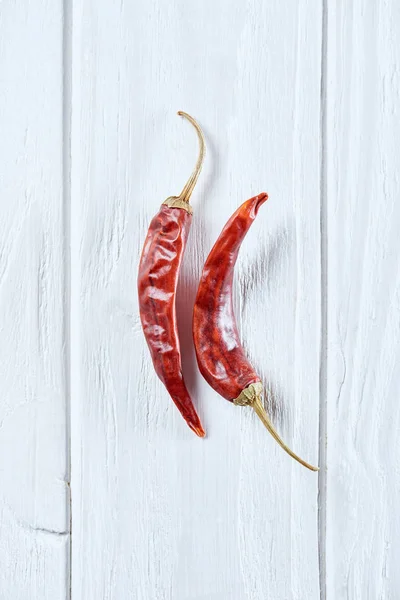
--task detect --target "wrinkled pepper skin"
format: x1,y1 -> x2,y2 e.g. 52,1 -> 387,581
138,205 -> 205,437
193,193 -> 268,401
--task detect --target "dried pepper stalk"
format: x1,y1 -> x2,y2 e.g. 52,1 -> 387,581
138,112 -> 206,437
193,193 -> 318,470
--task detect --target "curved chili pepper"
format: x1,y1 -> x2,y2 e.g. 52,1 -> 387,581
193,194 -> 318,469
138,112 -> 206,437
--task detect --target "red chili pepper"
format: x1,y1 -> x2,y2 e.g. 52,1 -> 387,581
138,112 -> 206,437
193,194 -> 318,470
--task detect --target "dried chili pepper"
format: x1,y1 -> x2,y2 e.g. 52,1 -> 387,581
138,112 -> 206,437
193,193 -> 318,469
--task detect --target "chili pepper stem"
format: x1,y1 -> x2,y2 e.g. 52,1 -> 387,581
234,382 -> 318,471
177,111 -> 205,204
163,112 -> 205,211
251,395 -> 319,472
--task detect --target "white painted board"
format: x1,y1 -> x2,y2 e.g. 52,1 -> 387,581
70,1 -> 322,599
7,0 -> 400,597
0,1 -> 69,599
326,1 -> 400,598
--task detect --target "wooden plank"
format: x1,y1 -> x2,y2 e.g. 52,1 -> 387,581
0,1 -> 69,598
326,1 -> 400,597
71,0 -> 322,597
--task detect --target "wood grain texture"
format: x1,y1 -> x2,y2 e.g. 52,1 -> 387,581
0,1 -> 69,598
325,2 -> 400,598
70,1 -> 322,598
5,1 -> 400,597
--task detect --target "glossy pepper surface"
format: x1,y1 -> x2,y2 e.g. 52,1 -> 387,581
138,112 -> 205,437
193,194 -> 318,470
193,194 -> 266,400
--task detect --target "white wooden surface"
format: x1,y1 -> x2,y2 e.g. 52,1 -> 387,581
1,0 -> 400,598
0,1 -> 69,599
326,2 -> 400,598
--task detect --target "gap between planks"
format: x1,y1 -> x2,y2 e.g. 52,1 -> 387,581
318,0 -> 328,599
62,0 -> 73,598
